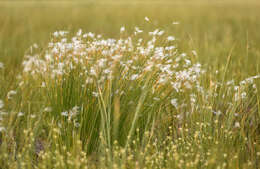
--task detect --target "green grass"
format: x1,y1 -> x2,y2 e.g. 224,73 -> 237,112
0,1 -> 260,169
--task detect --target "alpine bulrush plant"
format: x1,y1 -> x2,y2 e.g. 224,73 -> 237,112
19,24 -> 207,151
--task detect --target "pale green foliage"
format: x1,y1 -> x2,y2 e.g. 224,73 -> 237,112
0,1 -> 260,169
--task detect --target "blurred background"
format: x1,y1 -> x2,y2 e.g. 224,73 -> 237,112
0,0 -> 260,78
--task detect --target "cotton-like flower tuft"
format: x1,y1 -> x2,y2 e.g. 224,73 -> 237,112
144,17 -> 150,22
18,112 -> 24,117
7,90 -> 17,99
120,26 -> 125,33
167,36 -> 175,41
234,122 -> 240,128
171,99 -> 178,108
61,111 -> 68,117
0,126 -> 6,132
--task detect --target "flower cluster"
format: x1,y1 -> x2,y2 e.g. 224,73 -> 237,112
19,25 -> 259,128
61,106 -> 80,127
21,27 -> 205,114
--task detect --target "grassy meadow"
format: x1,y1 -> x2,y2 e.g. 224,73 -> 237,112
0,1 -> 260,168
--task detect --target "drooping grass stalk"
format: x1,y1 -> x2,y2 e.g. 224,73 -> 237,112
124,74 -> 151,150
97,84 -> 112,152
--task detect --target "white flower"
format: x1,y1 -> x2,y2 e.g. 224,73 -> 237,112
213,110 -> 222,116
241,92 -> 247,99
0,111 -> 7,116
172,21 -> 180,25
18,112 -> 24,117
7,90 -> 17,99
149,29 -> 159,36
41,82 -> 46,87
234,122 -> 240,128
44,107 -> 52,112
74,122 -> 80,128
77,29 -> 82,36
234,93 -> 239,101
226,80 -> 234,85
0,127 -> 6,132
135,27 -> 143,34
70,106 -> 79,115
144,17 -> 150,22
153,97 -> 160,101
53,31 -> 59,37
234,86 -> 239,91
31,114 -> 36,118
191,50 -> 197,56
44,54 -> 52,61
171,99 -> 178,108
68,106 -> 79,121
167,36 -> 175,41
176,114 -> 182,120
130,74 -> 139,81
92,92 -> 99,97
120,26 -> 125,33
61,111 -> 68,116
33,43 -> 38,49
87,32 -> 95,38
158,30 -> 165,36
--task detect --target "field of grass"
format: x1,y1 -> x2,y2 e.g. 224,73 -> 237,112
0,1 -> 260,169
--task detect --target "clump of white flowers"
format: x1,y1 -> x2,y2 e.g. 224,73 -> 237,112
7,90 -> 17,100
21,27 -> 205,110
19,26 -> 259,127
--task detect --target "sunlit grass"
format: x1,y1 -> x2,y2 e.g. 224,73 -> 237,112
0,1 -> 260,169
